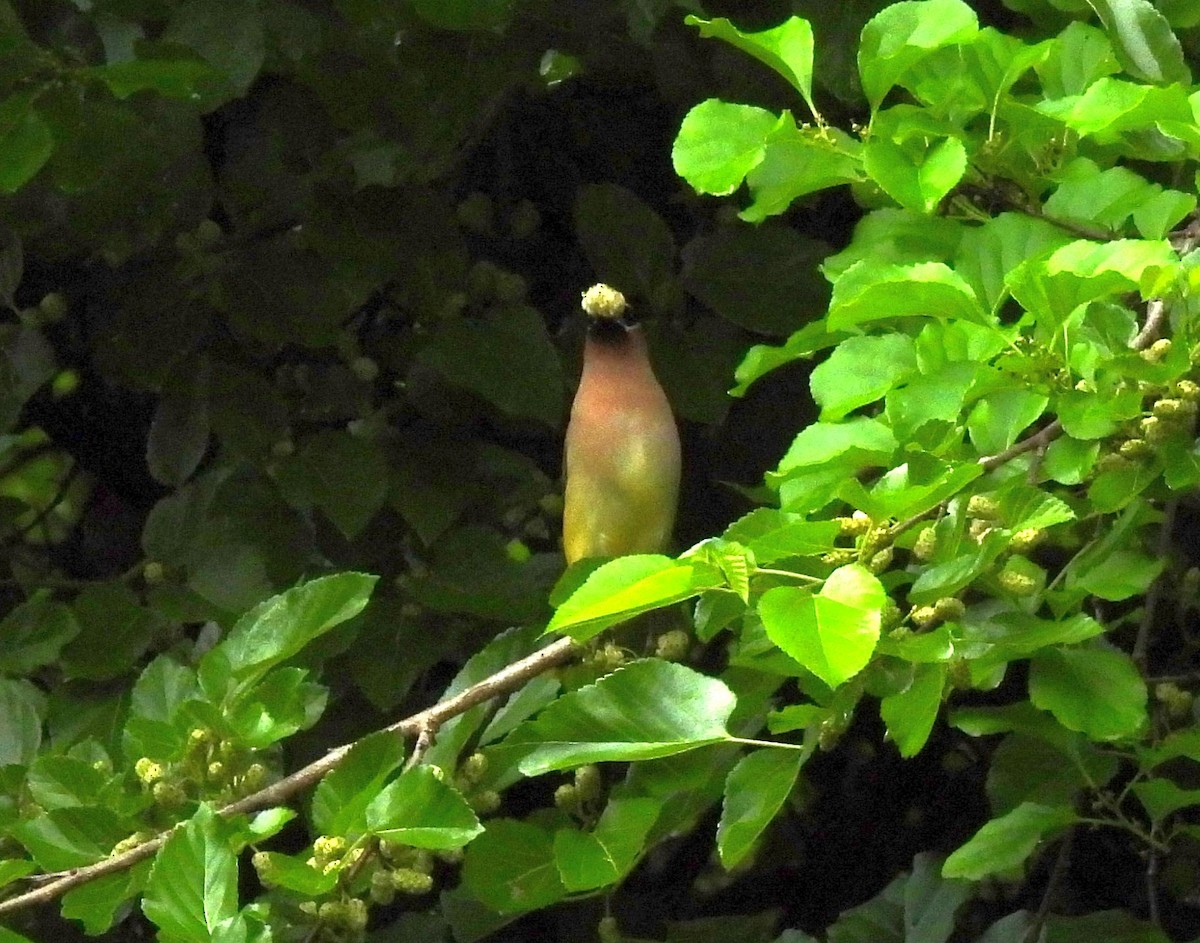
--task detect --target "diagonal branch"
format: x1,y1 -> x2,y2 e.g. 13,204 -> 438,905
0,635 -> 578,918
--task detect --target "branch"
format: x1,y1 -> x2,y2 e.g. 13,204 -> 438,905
0,635 -> 578,917
981,295 -> 1167,472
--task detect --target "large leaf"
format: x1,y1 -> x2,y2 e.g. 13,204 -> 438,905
717,748 -> 805,867
0,93 -> 53,192
547,555 -> 722,642
811,334 -> 918,420
827,260 -> 989,330
942,802 -> 1076,880
759,565 -> 884,688
461,819 -> 566,914
686,15 -> 817,117
311,730 -> 405,836
1085,0 -> 1189,85
554,796 -> 659,891
673,100 -> 779,196
212,572 -> 377,684
143,804 -> 247,943
1028,646 -> 1147,740
858,0 -> 979,110
500,660 -> 736,776
364,764 -> 483,849
11,806 -> 129,871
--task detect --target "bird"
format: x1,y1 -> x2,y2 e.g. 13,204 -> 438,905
562,284 -> 681,564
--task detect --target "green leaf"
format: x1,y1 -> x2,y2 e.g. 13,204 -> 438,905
84,59 -> 224,100
0,592 -> 79,674
147,359 -> 210,488
759,565 -> 884,688
1072,549 -> 1162,601
162,0 -> 265,100
143,804 -> 246,943
547,555 -> 722,642
365,765 -> 483,849
881,663 -> 947,757
1044,911 -> 1171,943
0,859 -> 35,890
276,430 -> 389,539
574,183 -> 675,304
501,660 -> 736,776
252,851 -> 337,896
954,213 -> 1073,311
61,581 -> 159,681
224,667 -> 327,748
1131,778 -> 1200,822
60,860 -> 152,936
686,16 -> 817,118
682,224 -> 830,336
0,678 -> 44,766
742,120 -> 864,221
12,807 -> 129,871
863,135 -> 966,214
673,100 -> 779,196
26,755 -> 106,810
942,802 -> 1075,880
553,796 -> 659,891
811,335 -> 918,421
1036,78 -> 1193,142
723,510 -> 840,565
461,819 -> 566,914
1085,0 -> 1189,85
0,94 -> 53,192
987,733 -> 1117,817
1042,436 -> 1101,484
311,730 -> 405,836
213,572 -> 377,684
1036,22 -> 1120,99
418,305 -> 565,429
717,749 -> 805,868
858,0 -> 979,111
827,260 -> 988,331
966,389 -> 1048,455
1028,647 -> 1147,740
903,852 -> 971,943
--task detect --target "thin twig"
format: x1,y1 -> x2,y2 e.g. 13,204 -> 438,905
1132,299 -> 1167,350
1024,827 -> 1074,943
980,419 -> 1063,471
0,635 -> 577,917
1147,843 -> 1161,926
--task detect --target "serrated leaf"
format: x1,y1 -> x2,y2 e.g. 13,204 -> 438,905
1131,778 -> 1200,822
211,572 -> 377,684
881,663 -> 946,757
461,819 -> 566,914
553,796 -> 659,891
575,183 -> 675,304
143,804 -> 245,943
742,120 -> 864,221
1072,550 -> 1162,601
966,389 -> 1048,455
858,0 -> 979,110
942,802 -> 1075,880
0,592 -> 79,674
827,260 -> 989,331
0,678 -> 44,766
717,749 -> 805,867
811,335 -> 918,421
365,764 -> 482,849
500,660 -> 736,776
0,94 -> 53,193
863,135 -> 966,214
1086,0 -> 1189,85
673,100 -> 779,196
686,15 -> 816,117
12,807 -> 129,871
311,730 -> 405,836
759,565 -> 884,688
252,851 -> 337,896
547,555 -> 722,642
60,860 -> 152,936
1028,647 -> 1147,740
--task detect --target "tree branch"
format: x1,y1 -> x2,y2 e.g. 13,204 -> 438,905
0,635 -> 578,917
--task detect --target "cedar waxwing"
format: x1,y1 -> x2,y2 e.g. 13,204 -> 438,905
562,285 -> 681,563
